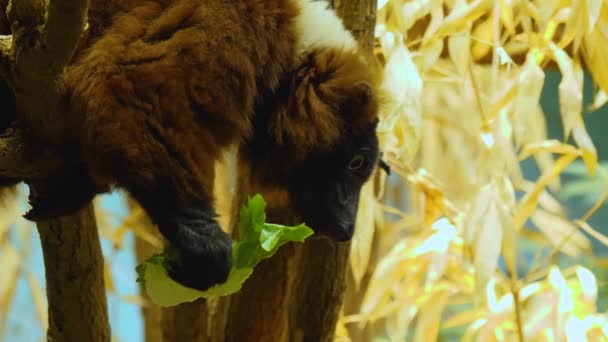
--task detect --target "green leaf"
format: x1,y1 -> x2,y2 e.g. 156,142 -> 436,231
135,194 -> 314,307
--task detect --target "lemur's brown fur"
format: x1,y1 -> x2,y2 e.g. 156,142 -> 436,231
63,0 -> 300,202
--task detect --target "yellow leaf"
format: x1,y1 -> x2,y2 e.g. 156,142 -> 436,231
0,245 -> 20,322
513,153 -> 578,230
574,220 -> 608,248
473,203 -> 503,295
360,240 -> 408,318
120,294 -> 149,306
379,31 -> 397,60
380,41 -> 423,161
442,308 -> 482,328
513,53 -> 545,147
448,28 -> 471,76
422,0 -> 445,42
571,121 -> 598,175
589,89 -> 607,112
560,0 -> 586,50
396,0 -> 431,32
582,6 -> 608,96
519,140 -> 579,161
463,183 -> 494,245
436,0 -> 491,38
386,304 -> 417,341
488,79 -> 517,121
537,0 -> 560,29
350,177 -> 377,289
549,43 -> 583,139
471,16 -> 494,60
524,106 -> 560,190
531,209 -> 592,257
501,209 -> 517,278
27,272 -> 47,331
111,207 -> 163,249
105,262 -> 115,293
413,289 -> 449,342
499,0 -> 516,35
585,0 -> 603,33
419,37 -> 444,72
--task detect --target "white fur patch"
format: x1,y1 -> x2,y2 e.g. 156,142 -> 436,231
293,0 -> 357,56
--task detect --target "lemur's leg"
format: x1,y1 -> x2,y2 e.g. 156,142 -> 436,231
80,105 -> 232,291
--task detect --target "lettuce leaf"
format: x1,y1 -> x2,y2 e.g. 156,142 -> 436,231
135,194 -> 313,307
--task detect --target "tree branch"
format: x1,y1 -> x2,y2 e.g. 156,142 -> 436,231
37,203 -> 110,342
8,0 -> 87,141
0,128 -> 63,179
42,0 -> 88,75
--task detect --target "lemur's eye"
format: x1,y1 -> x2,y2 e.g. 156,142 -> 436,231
348,155 -> 366,170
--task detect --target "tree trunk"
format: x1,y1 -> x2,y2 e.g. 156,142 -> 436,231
36,203 -> 110,341
331,0 -> 378,54
162,299 -> 209,342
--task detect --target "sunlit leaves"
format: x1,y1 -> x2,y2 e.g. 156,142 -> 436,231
514,152 -> 578,230
346,0 -> 608,340
0,244 -> 19,336
531,208 -> 592,257
26,272 -> 47,332
582,5 -> 608,96
378,38 -> 423,162
513,53 -> 545,148
463,177 -> 514,294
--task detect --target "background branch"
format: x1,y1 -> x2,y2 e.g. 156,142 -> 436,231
0,128 -> 63,179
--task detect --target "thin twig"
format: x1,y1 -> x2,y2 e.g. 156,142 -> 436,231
524,192 -> 608,282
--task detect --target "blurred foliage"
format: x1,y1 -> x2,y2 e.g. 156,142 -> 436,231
2,0 -> 608,341
338,0 -> 608,341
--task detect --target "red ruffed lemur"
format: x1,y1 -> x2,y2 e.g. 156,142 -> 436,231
1,0 -> 390,290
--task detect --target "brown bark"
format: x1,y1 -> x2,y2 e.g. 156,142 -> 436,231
162,299 -> 209,342
36,203 -> 109,342
331,0 -> 378,54
223,230 -> 302,342
288,237 -> 351,342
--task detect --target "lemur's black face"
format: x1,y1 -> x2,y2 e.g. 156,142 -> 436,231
287,122 -> 388,241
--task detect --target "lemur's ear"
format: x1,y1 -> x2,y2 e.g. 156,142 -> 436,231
353,81 -> 373,100
271,49 -> 378,153
343,80 -> 373,110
